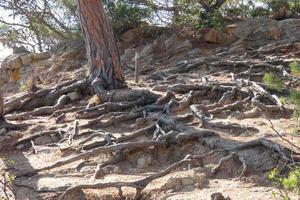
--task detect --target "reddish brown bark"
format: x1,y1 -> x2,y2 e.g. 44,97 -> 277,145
77,0 -> 125,90
0,92 -> 4,122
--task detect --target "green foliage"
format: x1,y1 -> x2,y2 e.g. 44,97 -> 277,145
289,90 -> 300,118
268,167 -> 300,199
106,2 -> 151,37
279,96 -> 287,105
176,0 -> 224,37
290,61 -> 300,75
0,0 -> 79,52
263,72 -> 284,92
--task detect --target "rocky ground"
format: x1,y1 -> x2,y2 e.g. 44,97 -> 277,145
0,17 -> 300,200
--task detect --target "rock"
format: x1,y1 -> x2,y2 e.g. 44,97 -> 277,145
205,29 -> 229,44
161,170 -> 208,192
140,44 -> 154,59
201,100 -> 210,104
121,28 -> 141,45
181,177 -> 194,186
277,18 -> 300,42
113,166 -> 122,174
175,40 -> 192,54
7,131 -> 23,139
32,52 -> 51,61
0,128 -> 6,136
137,155 -> 152,168
20,54 -> 33,66
15,144 -> 25,150
235,18 -> 279,41
34,136 -> 52,145
211,192 -> 231,200
67,91 -> 81,101
162,176 -> 182,192
188,48 -> 202,58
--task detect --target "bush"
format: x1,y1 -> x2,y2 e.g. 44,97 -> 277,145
263,72 -> 284,92
268,167 -> 300,199
290,61 -> 300,75
106,2 -> 151,37
176,0 -> 224,37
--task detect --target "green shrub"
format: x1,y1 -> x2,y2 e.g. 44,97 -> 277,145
263,72 -> 284,92
289,90 -> 300,118
268,167 -> 300,199
106,2 -> 151,37
290,61 -> 300,75
176,0 -> 224,38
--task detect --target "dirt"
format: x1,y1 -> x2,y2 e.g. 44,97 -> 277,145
0,26 -> 300,200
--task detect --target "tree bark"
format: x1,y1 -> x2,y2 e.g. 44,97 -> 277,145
0,92 -> 4,122
77,0 -> 126,90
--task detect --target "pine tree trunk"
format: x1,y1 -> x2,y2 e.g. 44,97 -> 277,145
77,0 -> 125,90
0,92 -> 4,122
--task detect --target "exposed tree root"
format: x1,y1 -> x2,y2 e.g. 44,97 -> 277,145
51,106 -> 86,118
207,97 -> 250,114
6,95 -> 71,120
231,138 -> 300,163
81,124 -> 156,150
4,79 -> 86,115
190,105 -> 259,135
234,107 -> 262,120
17,140 -> 163,177
59,155 -> 192,200
210,152 -> 248,179
79,111 -> 144,129
75,99 -> 145,119
14,130 -> 65,148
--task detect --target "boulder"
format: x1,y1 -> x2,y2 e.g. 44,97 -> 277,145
121,27 -> 141,46
234,17 -> 280,41
277,18 -> 300,42
204,29 -> 228,44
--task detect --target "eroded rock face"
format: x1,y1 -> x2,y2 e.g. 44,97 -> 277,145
121,33 -> 193,72
0,52 -> 51,86
0,45 -> 86,90
234,17 -> 300,43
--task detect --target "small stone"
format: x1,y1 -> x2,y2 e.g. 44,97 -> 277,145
34,136 -> 52,145
67,91 -> 81,101
181,177 -> 194,186
7,131 -> 23,139
201,100 -> 210,105
137,155 -> 152,168
211,192 -> 231,200
15,144 -> 25,150
0,128 -> 6,136
20,54 -> 33,66
113,166 -> 122,174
